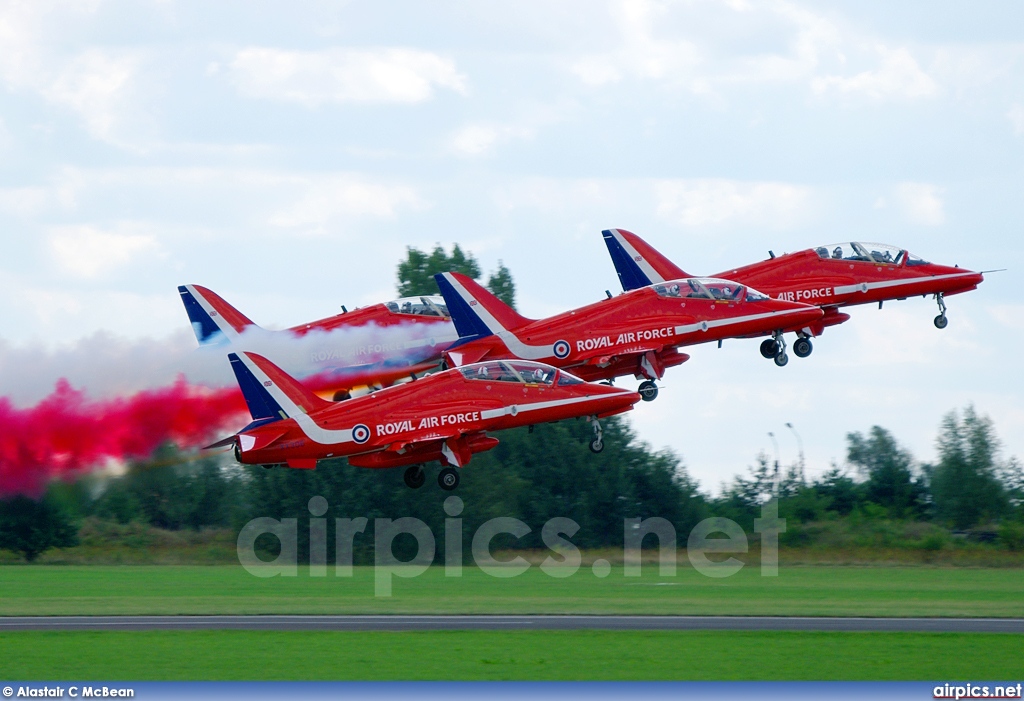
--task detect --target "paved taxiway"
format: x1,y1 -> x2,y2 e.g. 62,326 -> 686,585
1,616 -> 1021,633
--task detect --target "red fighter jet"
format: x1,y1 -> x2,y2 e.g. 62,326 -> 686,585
433,271 -> 823,402
602,229 -> 986,366
213,351 -> 640,490
178,285 -> 458,400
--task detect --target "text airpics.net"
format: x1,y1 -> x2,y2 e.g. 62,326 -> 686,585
235,497 -> 787,597
934,682 -> 1023,699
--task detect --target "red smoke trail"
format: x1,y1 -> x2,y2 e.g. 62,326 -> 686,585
0,378 -> 247,497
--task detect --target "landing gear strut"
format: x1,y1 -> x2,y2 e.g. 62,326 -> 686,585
934,293 -> 948,329
638,380 -> 659,402
438,467 -> 460,491
589,417 -> 605,454
771,331 -> 789,367
403,464 -> 426,489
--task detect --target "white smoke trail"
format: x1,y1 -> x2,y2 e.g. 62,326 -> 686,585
0,319 -> 459,406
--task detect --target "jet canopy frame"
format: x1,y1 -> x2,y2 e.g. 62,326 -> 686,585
814,242 -> 931,267
459,360 -> 585,386
385,295 -> 450,318
651,277 -> 770,302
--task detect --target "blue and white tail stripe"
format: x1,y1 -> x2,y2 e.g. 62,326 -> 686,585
602,229 -> 667,292
178,285 -> 237,344
229,353 -> 290,422
230,352 -> 357,446
435,273 -> 554,361
434,273 -> 495,341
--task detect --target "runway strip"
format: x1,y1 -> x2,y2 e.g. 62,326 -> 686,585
1,615 -> 1022,633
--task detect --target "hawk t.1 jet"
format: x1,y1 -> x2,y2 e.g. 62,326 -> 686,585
434,271 -> 822,401
602,229 -> 985,365
213,351 -> 640,490
178,284 -> 458,400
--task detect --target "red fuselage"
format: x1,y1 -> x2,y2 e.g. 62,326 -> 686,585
445,277 -> 823,382
235,360 -> 639,470
714,249 -> 983,334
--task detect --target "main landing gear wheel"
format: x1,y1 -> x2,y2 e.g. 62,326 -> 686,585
638,380 -> 659,402
759,339 -> 779,358
793,337 -> 813,358
438,467 -> 460,491
403,465 -> 426,489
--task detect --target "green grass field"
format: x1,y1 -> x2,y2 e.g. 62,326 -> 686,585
2,630 -> 1022,680
1,564 -> 1023,617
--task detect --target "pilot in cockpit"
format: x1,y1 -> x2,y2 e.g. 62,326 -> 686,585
832,247 -> 844,260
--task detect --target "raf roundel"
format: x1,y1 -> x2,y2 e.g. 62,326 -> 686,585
351,424 -> 371,444
552,340 -> 571,359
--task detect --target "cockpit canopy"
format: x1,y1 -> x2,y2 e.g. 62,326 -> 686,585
459,360 -> 583,386
385,295 -> 450,318
652,277 -> 770,302
814,242 -> 930,267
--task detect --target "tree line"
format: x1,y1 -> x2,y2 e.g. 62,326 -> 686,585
2,245 -> 1021,561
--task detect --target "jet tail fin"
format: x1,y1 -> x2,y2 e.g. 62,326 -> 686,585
601,229 -> 691,291
178,285 -> 259,344
228,351 -> 332,422
434,272 -> 534,341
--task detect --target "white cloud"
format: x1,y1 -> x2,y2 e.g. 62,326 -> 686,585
568,1 -> 942,105
812,46 -> 939,100
228,47 -> 467,106
48,226 -> 160,278
655,179 -> 812,228
451,123 -> 535,156
1010,104 -> 1024,136
988,304 -> 1024,333
894,182 -> 945,226
0,187 -> 49,216
569,0 -> 702,87
267,176 -> 428,233
41,49 -> 141,142
0,3 -> 150,147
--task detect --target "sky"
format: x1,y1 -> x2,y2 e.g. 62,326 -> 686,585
1,0 -> 1022,493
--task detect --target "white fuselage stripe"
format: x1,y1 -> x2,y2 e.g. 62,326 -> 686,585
479,394 -> 611,420
239,353 -> 616,448
832,272 -> 978,297
673,308 -> 808,335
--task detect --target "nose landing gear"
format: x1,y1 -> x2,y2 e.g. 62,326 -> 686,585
771,331 -> 789,367
762,330 -> 812,365
934,293 -> 949,329
589,417 -> 605,454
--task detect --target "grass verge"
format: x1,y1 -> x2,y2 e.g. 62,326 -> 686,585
1,564 -> 1023,617
1,630 -> 1021,681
